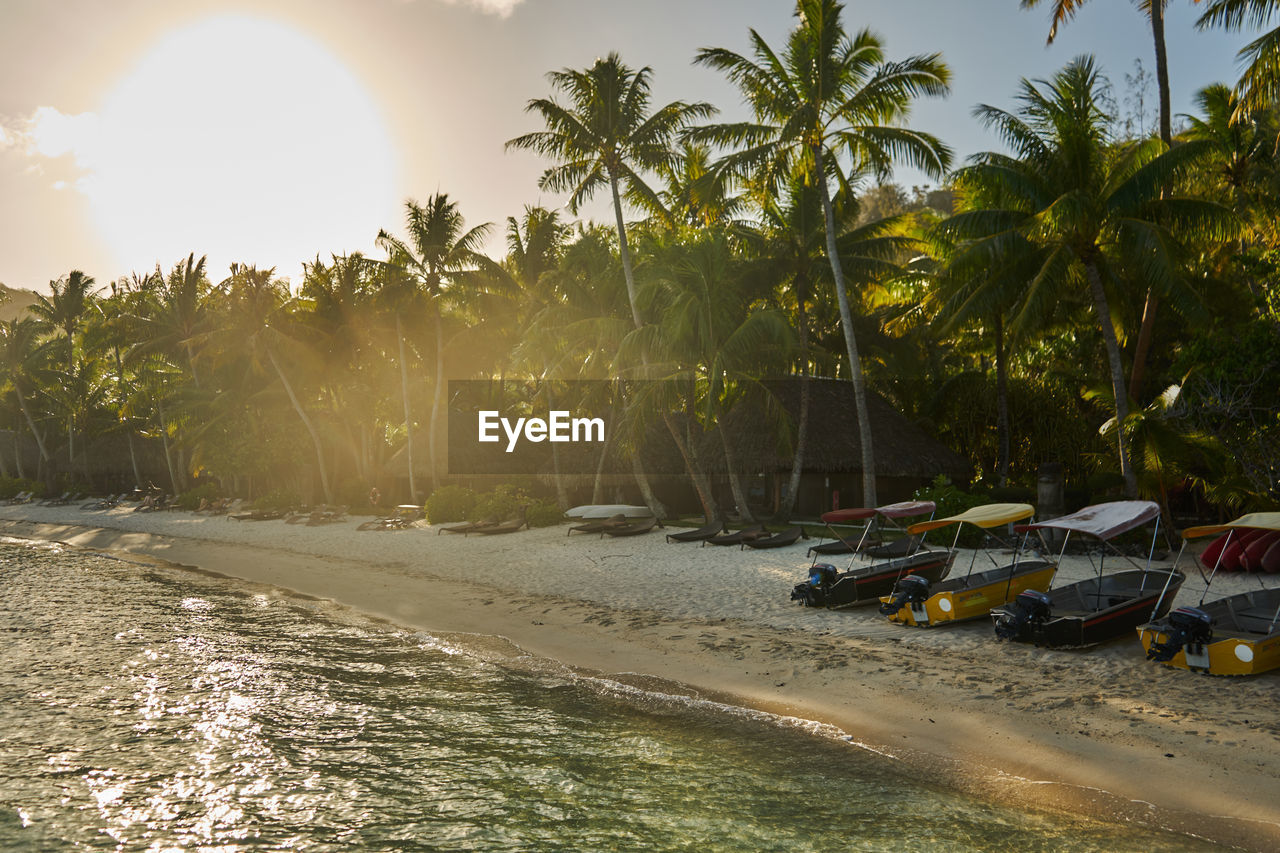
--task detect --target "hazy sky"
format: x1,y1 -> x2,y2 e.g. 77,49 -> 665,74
0,0 -> 1258,292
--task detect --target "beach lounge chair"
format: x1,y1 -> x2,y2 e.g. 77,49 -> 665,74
602,516 -> 662,537
357,515 -> 415,531
306,505 -> 347,525
436,519 -> 498,535
569,514 -> 628,536
742,526 -> 808,550
473,518 -> 527,535
703,524 -> 765,547
230,508 -> 286,521
38,491 -> 71,506
666,520 -> 727,543
4,490 -> 33,505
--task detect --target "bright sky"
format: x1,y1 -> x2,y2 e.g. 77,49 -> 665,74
0,0 -> 1259,292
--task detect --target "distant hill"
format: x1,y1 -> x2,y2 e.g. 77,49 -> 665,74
0,283 -> 39,322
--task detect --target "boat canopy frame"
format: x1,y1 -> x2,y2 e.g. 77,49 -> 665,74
1180,513 -> 1280,635
1019,500 -> 1174,621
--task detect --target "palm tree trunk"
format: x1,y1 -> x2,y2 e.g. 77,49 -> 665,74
719,425 -> 752,523
14,385 -> 49,462
396,315 -> 418,502
592,393 -> 620,504
815,145 -> 877,506
544,382 -> 570,510
995,312 -> 1011,487
126,429 -> 142,489
630,452 -> 667,516
428,310 -> 444,493
187,342 -> 201,389
266,345 -> 334,504
1130,3 -> 1172,402
1151,1 -> 1172,146
609,176 -> 685,518
1085,261 -> 1138,497
13,427 -> 24,478
779,294 -> 812,520
610,175 -> 645,329
659,411 -> 719,519
592,430 -> 612,504
157,401 -> 180,495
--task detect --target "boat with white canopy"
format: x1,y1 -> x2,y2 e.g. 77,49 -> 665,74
992,500 -> 1183,648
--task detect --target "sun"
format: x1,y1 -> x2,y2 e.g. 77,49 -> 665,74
81,15 -> 399,282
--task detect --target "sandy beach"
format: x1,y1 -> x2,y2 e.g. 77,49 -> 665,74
3,502 -> 1277,850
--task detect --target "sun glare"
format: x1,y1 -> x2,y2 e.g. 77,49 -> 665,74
81,15 -> 398,281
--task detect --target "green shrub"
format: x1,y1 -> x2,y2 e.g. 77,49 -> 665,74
425,485 -> 477,523
913,475 -> 994,548
472,484 -> 529,522
251,489 -> 301,511
524,500 -> 564,528
337,478 -> 376,509
176,483 -> 221,510
0,477 -> 44,500
988,485 -> 1035,504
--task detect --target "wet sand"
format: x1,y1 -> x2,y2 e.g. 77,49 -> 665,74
3,503 -> 1277,849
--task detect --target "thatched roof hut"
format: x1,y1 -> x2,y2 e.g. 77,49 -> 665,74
387,377 -> 969,516
718,377 -> 970,479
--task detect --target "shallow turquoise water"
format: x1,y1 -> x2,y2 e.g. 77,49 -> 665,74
0,538 -> 1216,851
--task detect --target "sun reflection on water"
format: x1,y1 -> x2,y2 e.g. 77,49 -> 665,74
0,540 -> 1213,852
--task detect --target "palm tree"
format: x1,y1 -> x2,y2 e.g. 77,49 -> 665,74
506,53 -> 714,332
940,56 -> 1237,496
1019,1 -> 1178,401
302,252 -> 384,485
29,270 -> 97,374
694,0 -> 952,506
1196,1 -> 1280,113
517,225 -> 635,504
746,177 -> 917,515
375,194 -> 496,497
642,229 -> 795,521
507,59 -> 716,516
0,318 -> 53,466
1021,1 -> 1174,144
219,264 -> 335,504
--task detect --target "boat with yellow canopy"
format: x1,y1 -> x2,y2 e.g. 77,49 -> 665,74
878,503 -> 1055,627
1138,512 -> 1280,676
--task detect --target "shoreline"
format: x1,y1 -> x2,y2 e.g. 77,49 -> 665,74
3,506 -> 1278,849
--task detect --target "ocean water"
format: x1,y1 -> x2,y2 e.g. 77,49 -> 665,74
0,537 -> 1215,852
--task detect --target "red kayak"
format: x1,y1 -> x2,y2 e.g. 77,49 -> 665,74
1262,538 -> 1280,574
1242,531 -> 1280,572
1220,529 -> 1266,572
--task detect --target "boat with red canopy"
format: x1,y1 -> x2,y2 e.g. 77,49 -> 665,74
808,500 -> 937,560
792,501 -> 952,610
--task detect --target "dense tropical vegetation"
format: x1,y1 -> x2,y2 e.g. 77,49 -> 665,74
3,0 -> 1279,524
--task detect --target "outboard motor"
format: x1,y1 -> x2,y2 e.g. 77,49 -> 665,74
791,564 -> 839,606
878,573 -> 931,616
994,589 -> 1053,640
1147,607 -> 1213,662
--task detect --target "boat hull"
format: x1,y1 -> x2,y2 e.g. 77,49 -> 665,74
792,550 -> 955,609
1138,589 -> 1280,675
883,561 -> 1056,627
994,570 -> 1185,649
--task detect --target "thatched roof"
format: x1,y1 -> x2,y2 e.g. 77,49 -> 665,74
715,377 -> 970,479
389,377 -> 968,482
